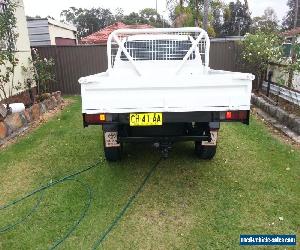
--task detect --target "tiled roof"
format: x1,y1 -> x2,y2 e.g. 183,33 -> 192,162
282,27 -> 300,37
80,22 -> 154,45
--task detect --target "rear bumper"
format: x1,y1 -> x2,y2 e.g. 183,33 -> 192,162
83,110 -> 250,127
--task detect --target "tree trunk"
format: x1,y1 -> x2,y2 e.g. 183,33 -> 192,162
195,0 -> 199,27
180,0 -> 183,8
203,0 -> 209,31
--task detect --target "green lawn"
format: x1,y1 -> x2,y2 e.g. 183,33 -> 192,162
0,96 -> 299,250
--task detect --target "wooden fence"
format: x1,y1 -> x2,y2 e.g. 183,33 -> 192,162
35,41 -> 245,95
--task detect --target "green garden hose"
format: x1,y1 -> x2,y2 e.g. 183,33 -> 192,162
0,160 -> 100,249
0,158 -> 162,249
92,157 -> 162,249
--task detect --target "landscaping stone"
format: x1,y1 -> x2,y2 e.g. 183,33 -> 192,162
0,122 -> 7,139
52,91 -> 61,99
43,98 -> 56,110
0,93 -> 64,144
0,104 -> 7,120
24,109 -> 32,123
275,109 -> 289,124
19,112 -> 28,126
53,91 -> 63,105
31,104 -> 40,120
51,96 -> 58,106
268,105 -> 277,117
39,103 -> 47,114
252,93 -> 300,135
289,117 -> 300,134
5,113 -> 23,132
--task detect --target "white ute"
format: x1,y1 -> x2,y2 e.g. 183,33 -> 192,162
79,27 -> 254,161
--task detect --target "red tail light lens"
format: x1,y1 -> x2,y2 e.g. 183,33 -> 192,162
226,111 -> 232,119
225,111 -> 248,120
85,114 -> 106,124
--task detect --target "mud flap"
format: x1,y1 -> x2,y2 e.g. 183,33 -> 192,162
202,131 -> 218,146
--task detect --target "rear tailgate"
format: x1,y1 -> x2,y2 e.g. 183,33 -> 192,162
81,73 -> 253,114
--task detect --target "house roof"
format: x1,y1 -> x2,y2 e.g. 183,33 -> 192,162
80,22 -> 154,45
282,27 -> 300,37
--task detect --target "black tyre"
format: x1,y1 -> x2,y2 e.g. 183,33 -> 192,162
195,142 -> 216,160
103,136 -> 122,162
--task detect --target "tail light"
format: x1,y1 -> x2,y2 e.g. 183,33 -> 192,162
84,113 -> 112,125
222,111 -> 249,121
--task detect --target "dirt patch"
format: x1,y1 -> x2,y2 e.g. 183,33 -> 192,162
0,161 -> 47,205
0,99 -> 73,150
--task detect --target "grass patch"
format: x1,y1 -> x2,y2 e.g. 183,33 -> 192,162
0,96 -> 299,249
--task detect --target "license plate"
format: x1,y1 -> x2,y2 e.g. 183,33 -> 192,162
104,132 -> 120,147
130,113 -> 163,126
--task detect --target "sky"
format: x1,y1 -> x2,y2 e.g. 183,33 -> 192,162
23,0 -> 290,22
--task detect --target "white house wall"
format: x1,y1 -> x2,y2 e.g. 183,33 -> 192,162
48,24 -> 76,45
267,64 -> 300,91
1,0 -> 34,101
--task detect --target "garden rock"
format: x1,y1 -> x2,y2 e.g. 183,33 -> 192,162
24,109 -> 32,123
39,102 -> 47,113
5,113 -> 23,132
275,109 -> 289,123
0,122 -> 7,139
0,92 -> 64,144
252,93 -> 300,136
53,91 -> 63,105
43,98 -> 55,110
31,104 -> 40,121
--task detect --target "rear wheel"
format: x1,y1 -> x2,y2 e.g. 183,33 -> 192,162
195,142 -> 217,160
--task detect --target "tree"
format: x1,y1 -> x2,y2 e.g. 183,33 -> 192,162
251,7 -> 279,33
241,32 -> 283,89
211,0 -> 224,37
222,0 -> 251,37
167,0 -> 217,36
122,8 -> 170,28
282,0 -> 299,30
122,12 -> 144,25
26,15 -> 41,19
0,0 -> 19,110
60,7 -> 115,38
114,8 -> 124,22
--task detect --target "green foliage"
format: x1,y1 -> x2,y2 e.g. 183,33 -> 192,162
241,32 -> 283,76
282,0 -> 296,30
122,8 -> 170,28
174,5 -> 194,27
60,7 -> 115,38
61,7 -> 170,38
280,43 -> 300,86
251,7 -> 279,33
0,0 -> 19,104
222,0 -> 251,37
29,49 -> 55,94
211,0 -> 223,37
167,0 -> 251,37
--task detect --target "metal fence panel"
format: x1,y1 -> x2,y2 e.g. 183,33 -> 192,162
34,41 -> 243,95
35,45 -> 108,95
262,81 -> 300,106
